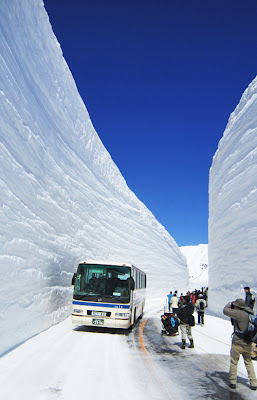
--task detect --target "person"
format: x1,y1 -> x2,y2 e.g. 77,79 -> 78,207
161,312 -> 179,336
195,294 -> 206,325
203,287 -> 208,307
191,291 -> 196,304
167,291 -> 173,311
244,287 -> 255,309
223,298 -> 257,390
170,293 -> 180,315
177,295 -> 194,349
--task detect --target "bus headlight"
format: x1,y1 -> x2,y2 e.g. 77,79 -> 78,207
115,312 -> 130,318
73,309 -> 83,314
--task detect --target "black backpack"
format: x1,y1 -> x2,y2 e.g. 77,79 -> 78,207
188,314 -> 195,326
199,300 -> 205,310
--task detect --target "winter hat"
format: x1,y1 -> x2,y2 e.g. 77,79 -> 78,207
232,298 -> 247,309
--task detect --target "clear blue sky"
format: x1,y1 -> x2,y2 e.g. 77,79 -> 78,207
44,0 -> 257,246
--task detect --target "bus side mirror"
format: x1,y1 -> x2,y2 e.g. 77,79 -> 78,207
130,277 -> 135,291
72,273 -> 77,286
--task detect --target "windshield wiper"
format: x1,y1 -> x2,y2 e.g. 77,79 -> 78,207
75,294 -> 98,300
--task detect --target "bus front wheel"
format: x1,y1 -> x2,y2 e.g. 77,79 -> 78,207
133,309 -> 137,325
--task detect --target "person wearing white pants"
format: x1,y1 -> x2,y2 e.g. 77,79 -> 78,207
177,295 -> 194,349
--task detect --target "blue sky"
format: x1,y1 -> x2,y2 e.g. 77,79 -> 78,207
44,0 -> 257,246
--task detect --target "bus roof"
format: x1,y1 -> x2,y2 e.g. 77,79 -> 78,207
78,260 -> 134,268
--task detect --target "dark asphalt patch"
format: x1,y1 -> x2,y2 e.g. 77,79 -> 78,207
132,317 -> 255,400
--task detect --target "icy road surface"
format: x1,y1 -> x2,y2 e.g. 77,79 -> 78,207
0,298 -> 256,400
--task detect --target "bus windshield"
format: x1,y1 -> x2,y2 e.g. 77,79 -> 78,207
74,264 -> 132,303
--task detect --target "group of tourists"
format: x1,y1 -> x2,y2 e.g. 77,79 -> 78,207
167,288 -> 208,323
162,285 -> 257,391
162,288 -> 208,349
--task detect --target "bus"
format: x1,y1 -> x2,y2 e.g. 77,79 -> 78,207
71,260 -> 146,329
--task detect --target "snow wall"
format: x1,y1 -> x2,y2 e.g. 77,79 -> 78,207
0,0 -> 188,355
209,75 -> 257,317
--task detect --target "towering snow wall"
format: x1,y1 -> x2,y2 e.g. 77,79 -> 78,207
209,76 -> 257,316
0,0 -> 188,355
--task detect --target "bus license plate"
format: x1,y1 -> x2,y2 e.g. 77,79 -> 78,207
91,311 -> 106,317
92,319 -> 104,326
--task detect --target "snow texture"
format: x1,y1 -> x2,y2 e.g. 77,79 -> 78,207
209,75 -> 257,316
0,0 -> 188,356
1,297 -> 257,400
180,244 -> 208,290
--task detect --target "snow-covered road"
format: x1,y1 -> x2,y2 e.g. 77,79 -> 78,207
0,298 -> 256,400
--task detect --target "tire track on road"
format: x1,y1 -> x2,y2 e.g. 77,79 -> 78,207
137,317 -> 174,400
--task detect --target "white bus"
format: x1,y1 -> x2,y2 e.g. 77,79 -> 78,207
71,260 -> 146,329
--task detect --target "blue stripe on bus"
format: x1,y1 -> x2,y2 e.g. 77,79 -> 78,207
73,300 -> 130,309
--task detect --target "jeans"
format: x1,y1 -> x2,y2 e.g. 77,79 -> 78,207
198,311 -> 204,324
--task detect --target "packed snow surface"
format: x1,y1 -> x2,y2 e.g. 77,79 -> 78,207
180,244 -> 208,290
0,0 -> 188,355
209,75 -> 257,316
0,297 -> 256,400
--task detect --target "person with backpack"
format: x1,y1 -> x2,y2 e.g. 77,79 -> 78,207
195,294 -> 206,325
161,312 -> 179,336
223,298 -> 257,390
244,287 -> 255,310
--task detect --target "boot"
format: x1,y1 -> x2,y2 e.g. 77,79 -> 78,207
188,339 -> 194,348
181,340 -> 186,349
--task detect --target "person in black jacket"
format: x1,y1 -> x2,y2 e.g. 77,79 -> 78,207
244,287 -> 255,309
161,313 -> 179,336
177,295 -> 194,349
